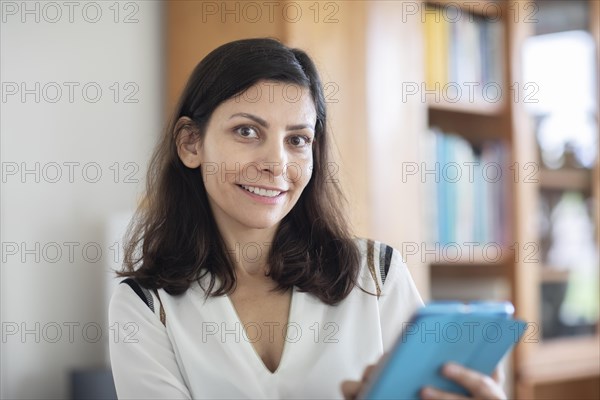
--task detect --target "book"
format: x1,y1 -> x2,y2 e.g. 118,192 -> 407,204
421,129 -> 509,249
424,4 -> 504,99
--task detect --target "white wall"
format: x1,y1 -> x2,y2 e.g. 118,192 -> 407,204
1,2 -> 164,398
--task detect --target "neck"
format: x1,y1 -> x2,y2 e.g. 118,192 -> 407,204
219,224 -> 279,280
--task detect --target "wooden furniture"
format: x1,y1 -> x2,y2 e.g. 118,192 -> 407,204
421,0 -> 600,398
515,0 -> 600,397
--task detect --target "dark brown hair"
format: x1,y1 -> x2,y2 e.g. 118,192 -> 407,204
118,38 -> 362,305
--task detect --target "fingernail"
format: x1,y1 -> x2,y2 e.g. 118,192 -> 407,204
444,363 -> 461,376
421,387 -> 435,399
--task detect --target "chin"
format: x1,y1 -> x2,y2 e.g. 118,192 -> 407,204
240,217 -> 283,230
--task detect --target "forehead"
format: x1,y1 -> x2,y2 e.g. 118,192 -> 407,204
214,81 -> 317,124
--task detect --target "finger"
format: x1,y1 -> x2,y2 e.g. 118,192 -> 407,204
420,386 -> 469,400
442,363 -> 503,399
361,364 -> 377,383
491,367 -> 505,385
340,380 -> 362,400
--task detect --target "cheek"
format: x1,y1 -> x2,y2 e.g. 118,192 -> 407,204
201,143 -> 247,184
284,158 -> 313,187
303,163 -> 314,185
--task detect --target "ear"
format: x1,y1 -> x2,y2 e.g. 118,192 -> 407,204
175,117 -> 202,169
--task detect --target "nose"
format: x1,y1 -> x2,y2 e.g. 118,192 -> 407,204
260,138 -> 287,177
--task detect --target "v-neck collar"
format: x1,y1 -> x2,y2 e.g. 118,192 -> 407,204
222,286 -> 298,376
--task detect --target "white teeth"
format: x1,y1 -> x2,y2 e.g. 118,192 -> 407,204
241,185 -> 282,198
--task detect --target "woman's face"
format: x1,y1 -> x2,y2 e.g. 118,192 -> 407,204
192,80 -> 316,235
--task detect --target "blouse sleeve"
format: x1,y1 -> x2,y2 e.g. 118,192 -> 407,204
375,243 -> 425,353
108,280 -> 192,399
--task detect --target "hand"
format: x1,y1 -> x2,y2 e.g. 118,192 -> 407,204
421,363 -> 506,400
340,363 -> 378,400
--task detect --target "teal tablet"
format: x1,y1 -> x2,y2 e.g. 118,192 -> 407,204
358,302 -> 527,400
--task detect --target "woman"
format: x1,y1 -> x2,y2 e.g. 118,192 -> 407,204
109,38 -> 506,399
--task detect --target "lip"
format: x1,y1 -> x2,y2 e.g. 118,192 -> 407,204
237,184 -> 287,205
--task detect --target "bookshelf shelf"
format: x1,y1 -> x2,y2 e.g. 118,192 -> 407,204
539,167 -> 593,192
426,0 -> 503,18
427,99 -> 504,116
430,262 -> 509,279
428,107 -> 509,142
428,246 -> 513,267
520,336 -> 600,384
539,266 -> 570,283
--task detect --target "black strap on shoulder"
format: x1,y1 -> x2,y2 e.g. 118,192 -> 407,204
121,278 -> 155,313
379,243 -> 393,285
366,240 -> 381,298
153,288 -> 166,326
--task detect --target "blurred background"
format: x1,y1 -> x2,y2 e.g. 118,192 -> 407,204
1,0 -> 598,399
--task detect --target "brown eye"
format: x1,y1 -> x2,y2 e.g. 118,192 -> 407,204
289,135 -> 311,147
236,126 -> 258,138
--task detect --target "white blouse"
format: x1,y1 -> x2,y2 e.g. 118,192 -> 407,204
109,239 -> 424,399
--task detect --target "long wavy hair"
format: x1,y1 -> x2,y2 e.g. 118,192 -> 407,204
118,38 -> 362,305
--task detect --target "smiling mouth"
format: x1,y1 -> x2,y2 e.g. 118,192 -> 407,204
238,184 -> 285,198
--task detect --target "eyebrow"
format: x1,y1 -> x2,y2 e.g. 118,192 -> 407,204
229,112 -> 315,132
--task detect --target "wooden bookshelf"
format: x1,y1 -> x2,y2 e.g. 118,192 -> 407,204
517,0 -> 600,397
422,7 -> 536,396
423,0 -> 600,398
